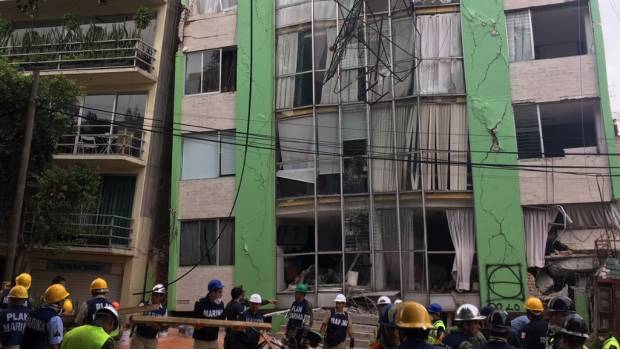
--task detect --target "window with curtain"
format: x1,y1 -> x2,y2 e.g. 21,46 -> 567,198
182,130 -> 236,180
180,218 -> 235,266
185,47 -> 237,95
277,116 -> 315,184
192,0 -> 238,16
506,10 -> 534,62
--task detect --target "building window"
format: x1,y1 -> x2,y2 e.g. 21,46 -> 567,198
506,2 -> 594,62
514,100 -> 599,159
185,47 -> 237,95
192,0 -> 237,16
182,130 -> 236,180
180,218 -> 235,266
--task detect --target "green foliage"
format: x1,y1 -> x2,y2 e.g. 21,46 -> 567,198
134,6 -> 154,31
62,13 -> 81,33
29,164 -> 101,248
16,0 -> 40,17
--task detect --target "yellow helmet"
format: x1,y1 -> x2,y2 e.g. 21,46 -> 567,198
395,301 -> 433,330
44,284 -> 70,304
525,296 -> 544,313
8,285 -> 28,299
62,299 -> 74,314
15,273 -> 32,290
90,278 -> 109,293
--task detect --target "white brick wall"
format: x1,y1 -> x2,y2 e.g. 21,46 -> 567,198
183,11 -> 237,52
179,178 -> 235,219
182,93 -> 236,132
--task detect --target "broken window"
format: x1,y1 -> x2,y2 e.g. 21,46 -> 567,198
181,130 -> 236,179
179,218 -> 234,266
506,2 -> 593,62
192,0 -> 237,16
343,107 -> 369,194
318,204 -> 342,251
185,47 -> 237,95
276,115 -> 315,197
514,100 -> 599,159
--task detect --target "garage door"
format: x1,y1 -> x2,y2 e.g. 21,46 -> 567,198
30,259 -> 123,306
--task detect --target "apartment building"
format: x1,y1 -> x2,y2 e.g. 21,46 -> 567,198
0,0 -> 176,307
169,0 -> 620,336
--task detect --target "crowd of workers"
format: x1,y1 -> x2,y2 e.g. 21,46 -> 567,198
0,273 -> 618,349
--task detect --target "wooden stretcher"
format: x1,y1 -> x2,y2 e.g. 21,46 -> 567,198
129,315 -> 272,330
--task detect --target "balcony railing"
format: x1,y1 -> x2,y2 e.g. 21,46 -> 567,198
0,38 -> 155,72
57,126 -> 145,158
25,213 -> 133,248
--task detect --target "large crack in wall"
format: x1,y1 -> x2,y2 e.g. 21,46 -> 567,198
461,0 -> 528,309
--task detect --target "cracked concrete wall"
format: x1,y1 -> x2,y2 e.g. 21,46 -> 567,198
183,11 -> 237,51
234,0 -> 276,301
461,0 -> 528,309
179,178 -> 235,219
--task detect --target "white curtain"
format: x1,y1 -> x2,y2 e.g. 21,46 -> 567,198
321,27 -> 339,105
277,116 -> 315,183
400,208 -> 416,291
276,32 -> 299,110
417,13 -> 464,95
563,203 -> 620,229
276,0 -> 312,28
317,112 -> 339,174
373,208 -> 400,290
341,37 -> 363,103
523,208 -> 558,268
395,104 -> 419,190
446,208 -> 475,291
506,11 -> 534,62
450,104 -> 468,190
371,106 -> 397,192
192,0 -> 220,15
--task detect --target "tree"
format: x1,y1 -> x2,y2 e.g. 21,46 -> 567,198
0,59 -> 101,275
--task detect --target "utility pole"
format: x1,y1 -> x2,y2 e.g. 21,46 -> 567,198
5,71 -> 39,280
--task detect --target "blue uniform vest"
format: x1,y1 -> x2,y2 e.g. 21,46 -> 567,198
22,307 -> 58,348
325,309 -> 349,347
287,300 -> 311,330
0,305 -> 30,347
86,296 -> 113,323
192,297 -> 224,341
443,331 -> 471,349
241,309 -> 264,347
0,289 -> 9,309
135,302 -> 166,339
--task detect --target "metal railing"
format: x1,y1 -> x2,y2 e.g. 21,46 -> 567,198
56,126 -> 145,158
24,213 -> 133,248
0,38 -> 155,72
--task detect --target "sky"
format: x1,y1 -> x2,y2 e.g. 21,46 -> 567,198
600,0 -> 620,118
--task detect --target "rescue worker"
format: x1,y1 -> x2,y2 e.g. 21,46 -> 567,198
238,293 -> 265,349
224,286 -> 246,348
426,303 -> 446,345
61,306 -> 118,349
50,276 -> 66,286
130,283 -> 167,349
394,301 -> 440,349
479,304 -> 495,340
373,297 -> 394,348
521,296 -> 548,349
285,283 -> 313,349
61,300 -> 73,316
480,310 -> 516,349
21,283 -> 69,349
0,279 -> 13,309
443,303 -> 487,349
75,277 -> 113,326
192,279 -> 225,349
320,294 -> 354,349
556,314 -> 589,349
377,296 -> 391,317
604,336 -> 620,349
1,274 -> 32,310
0,286 -> 30,348
546,296 -> 575,348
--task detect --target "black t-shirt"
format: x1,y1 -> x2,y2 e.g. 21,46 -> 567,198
522,317 -> 549,349
192,297 -> 224,341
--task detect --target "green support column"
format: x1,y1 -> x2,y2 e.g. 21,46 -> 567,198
461,0 -> 528,310
167,51 -> 185,310
234,0 -> 276,301
590,0 -> 620,199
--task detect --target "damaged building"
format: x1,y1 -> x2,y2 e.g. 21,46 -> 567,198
167,0 -> 620,338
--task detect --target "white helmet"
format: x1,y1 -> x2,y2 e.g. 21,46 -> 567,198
454,303 -> 486,321
95,305 -> 119,330
152,283 -> 166,294
378,296 -> 391,305
249,293 -> 262,304
394,299 -> 403,305
334,294 -> 347,303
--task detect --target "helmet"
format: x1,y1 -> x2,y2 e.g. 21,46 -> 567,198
152,284 -> 166,295
487,310 -> 511,333
15,273 -> 31,290
95,305 -> 119,330
548,296 -> 575,313
559,314 -> 589,339
394,299 -> 403,305
334,294 -> 346,303
90,278 -> 109,293
208,279 -> 224,293
395,301 -> 433,330
525,297 -> 544,313
427,303 -> 442,314
44,284 -> 70,304
480,304 -> 496,317
454,304 -> 486,321
111,301 -> 120,310
295,283 -> 309,294
249,293 -> 262,304
377,296 -> 391,305
8,285 -> 28,299
62,299 -> 73,314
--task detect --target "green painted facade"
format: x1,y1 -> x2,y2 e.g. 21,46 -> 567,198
234,0 -> 277,301
460,0 -> 528,310
590,0 -> 620,199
